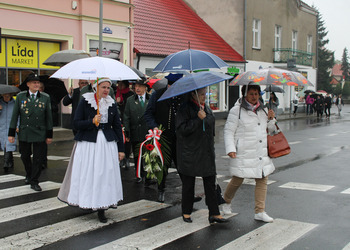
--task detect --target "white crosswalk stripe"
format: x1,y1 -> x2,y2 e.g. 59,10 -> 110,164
0,174 -> 333,249
93,210 -> 237,250
343,242 -> 350,250
0,200 -> 170,249
217,218 -> 318,250
0,174 -> 24,183
0,181 -> 61,200
341,188 -> 350,194
0,197 -> 66,223
279,182 -> 334,192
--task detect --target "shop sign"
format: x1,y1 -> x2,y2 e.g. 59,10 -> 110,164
39,41 -> 60,69
7,39 -> 38,68
0,38 -> 5,67
227,66 -> 240,76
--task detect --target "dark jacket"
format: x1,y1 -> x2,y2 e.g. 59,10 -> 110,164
117,90 -> 134,123
324,96 -> 332,108
123,93 -> 150,142
144,87 -> 182,137
176,100 -> 216,177
315,97 -> 324,110
8,91 -> 53,142
62,88 -> 80,128
336,97 -> 344,106
73,97 -> 125,152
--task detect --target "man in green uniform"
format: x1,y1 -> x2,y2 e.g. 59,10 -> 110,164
8,73 -> 53,191
123,81 -> 152,185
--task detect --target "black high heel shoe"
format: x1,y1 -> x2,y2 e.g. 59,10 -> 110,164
208,216 -> 228,224
182,215 -> 192,223
98,210 -> 107,223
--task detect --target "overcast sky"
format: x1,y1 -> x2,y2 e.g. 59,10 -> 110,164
302,0 -> 348,61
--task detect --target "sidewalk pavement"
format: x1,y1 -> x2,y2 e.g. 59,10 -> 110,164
53,104 -> 349,142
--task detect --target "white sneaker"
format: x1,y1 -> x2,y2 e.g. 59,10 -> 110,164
220,203 -> 233,215
254,212 -> 274,223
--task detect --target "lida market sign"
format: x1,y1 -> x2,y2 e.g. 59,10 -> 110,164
2,38 -> 59,68
7,39 -> 38,68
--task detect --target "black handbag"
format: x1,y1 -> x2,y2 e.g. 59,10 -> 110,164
216,180 -> 226,205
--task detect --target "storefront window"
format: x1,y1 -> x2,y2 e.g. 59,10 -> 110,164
8,69 -> 37,87
208,83 -> 220,110
0,69 -> 6,85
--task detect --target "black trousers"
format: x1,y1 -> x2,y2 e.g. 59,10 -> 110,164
158,133 -> 177,191
19,141 -> 46,185
180,173 -> 220,216
324,106 -> 331,116
125,141 -> 132,159
131,141 -> 146,178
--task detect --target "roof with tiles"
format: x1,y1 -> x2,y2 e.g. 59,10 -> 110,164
331,64 -> 343,76
133,0 -> 245,63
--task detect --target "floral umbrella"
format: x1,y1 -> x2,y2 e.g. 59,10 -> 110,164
230,68 -> 314,87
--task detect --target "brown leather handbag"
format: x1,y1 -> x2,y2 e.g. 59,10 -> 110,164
267,123 -> 291,158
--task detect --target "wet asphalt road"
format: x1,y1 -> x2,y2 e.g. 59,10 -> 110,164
1,105 -> 350,249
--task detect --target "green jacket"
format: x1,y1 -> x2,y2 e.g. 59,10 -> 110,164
123,93 -> 150,142
9,91 -> 53,142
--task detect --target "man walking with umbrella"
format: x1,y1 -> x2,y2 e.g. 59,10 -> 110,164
8,73 -> 53,191
63,80 -> 89,135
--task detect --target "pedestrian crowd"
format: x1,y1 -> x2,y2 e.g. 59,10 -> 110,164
0,72 -> 346,225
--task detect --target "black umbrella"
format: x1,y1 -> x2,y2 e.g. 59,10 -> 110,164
263,85 -> 285,93
128,66 -> 147,81
19,75 -> 68,102
0,84 -> 20,95
43,49 -> 91,67
304,90 -> 315,94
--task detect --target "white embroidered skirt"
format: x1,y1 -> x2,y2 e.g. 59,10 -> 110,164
58,130 -> 123,210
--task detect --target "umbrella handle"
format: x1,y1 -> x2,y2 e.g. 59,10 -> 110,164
94,78 -> 100,126
195,89 -> 205,132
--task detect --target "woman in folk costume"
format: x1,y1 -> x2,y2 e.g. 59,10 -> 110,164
58,78 -> 125,223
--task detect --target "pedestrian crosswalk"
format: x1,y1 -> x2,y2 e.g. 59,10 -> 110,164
0,173 -> 347,249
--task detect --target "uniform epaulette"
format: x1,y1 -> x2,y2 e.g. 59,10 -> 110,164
17,91 -> 27,96
40,92 -> 50,98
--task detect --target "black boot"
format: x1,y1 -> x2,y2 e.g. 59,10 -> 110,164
3,150 -> 10,172
125,158 -> 130,169
7,151 -> 14,169
97,209 -> 107,223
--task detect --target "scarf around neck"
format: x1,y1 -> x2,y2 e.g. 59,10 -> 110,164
115,87 -> 130,103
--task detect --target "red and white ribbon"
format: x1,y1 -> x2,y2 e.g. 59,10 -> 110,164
136,128 -> 164,178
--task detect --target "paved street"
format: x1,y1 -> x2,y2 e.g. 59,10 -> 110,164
0,106 -> 350,249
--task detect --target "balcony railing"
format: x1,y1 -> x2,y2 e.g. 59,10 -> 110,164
273,48 -> 314,66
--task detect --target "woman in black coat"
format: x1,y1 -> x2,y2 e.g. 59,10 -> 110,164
176,87 -> 228,224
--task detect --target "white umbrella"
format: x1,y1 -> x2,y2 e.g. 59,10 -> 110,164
43,49 -> 91,67
50,57 -> 140,81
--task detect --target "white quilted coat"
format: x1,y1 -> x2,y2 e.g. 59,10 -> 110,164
224,100 -> 276,178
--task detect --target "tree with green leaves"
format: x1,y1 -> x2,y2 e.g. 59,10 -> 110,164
341,47 -> 350,81
334,83 -> 343,96
316,13 -> 334,93
342,81 -> 350,97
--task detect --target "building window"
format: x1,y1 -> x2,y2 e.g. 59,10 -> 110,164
307,35 -> 312,54
292,30 -> 298,55
252,19 -> 261,49
274,25 -> 282,61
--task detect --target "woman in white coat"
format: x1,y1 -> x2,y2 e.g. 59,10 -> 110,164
222,84 -> 276,223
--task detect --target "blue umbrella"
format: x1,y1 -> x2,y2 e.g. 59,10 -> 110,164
153,49 -> 228,72
158,71 -> 233,102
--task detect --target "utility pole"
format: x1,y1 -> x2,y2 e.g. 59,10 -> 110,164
99,0 -> 103,57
